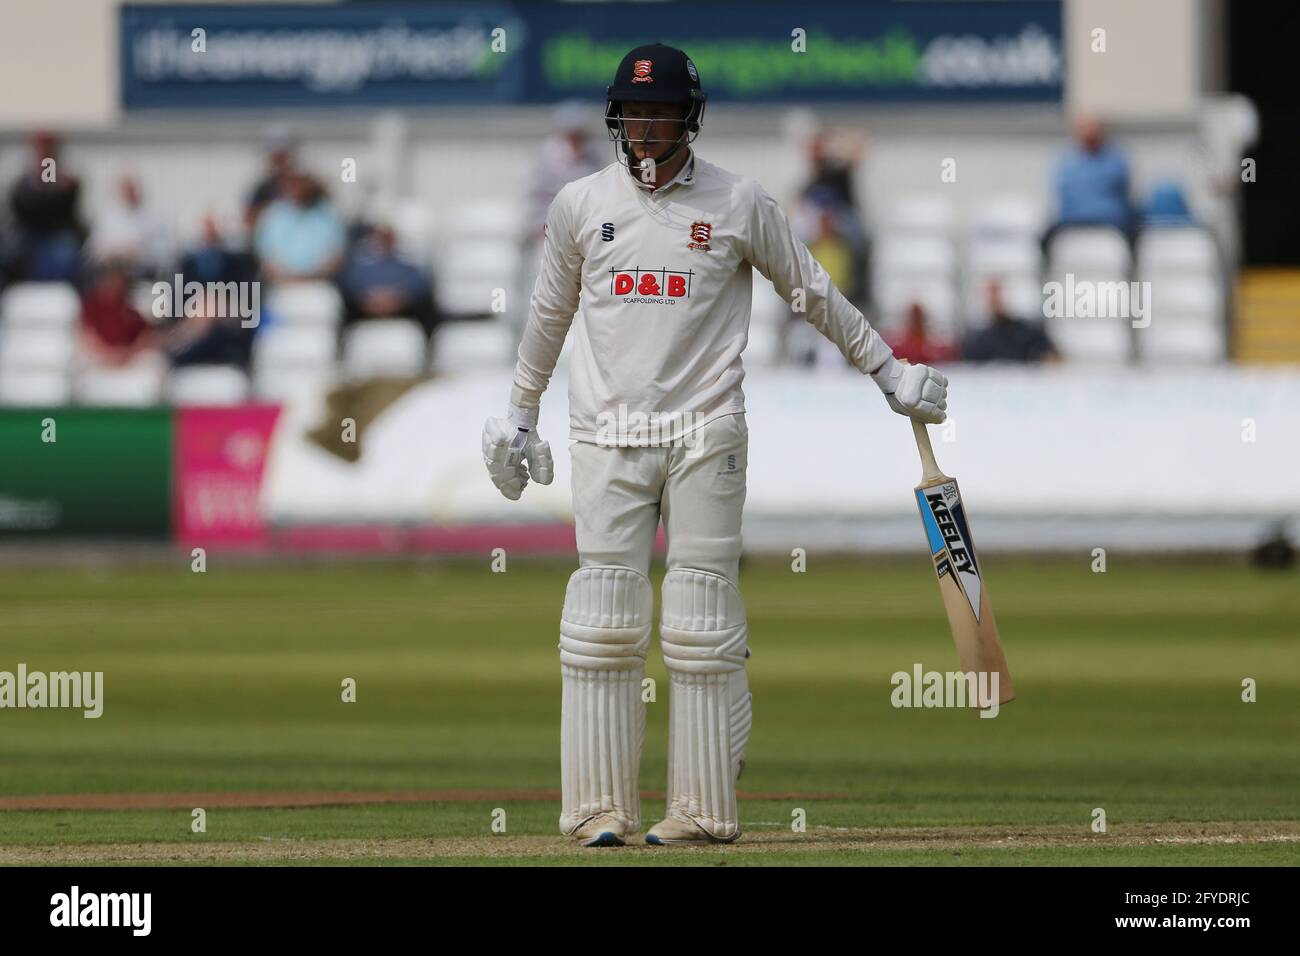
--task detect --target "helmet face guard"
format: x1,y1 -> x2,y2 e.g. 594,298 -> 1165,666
604,93 -> 706,174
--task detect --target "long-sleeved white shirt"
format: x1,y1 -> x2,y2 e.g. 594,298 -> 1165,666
511,151 -> 893,444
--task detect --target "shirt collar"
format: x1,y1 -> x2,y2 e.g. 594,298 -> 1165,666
630,149 -> 695,195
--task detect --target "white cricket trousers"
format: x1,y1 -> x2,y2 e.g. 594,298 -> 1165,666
569,412 -> 748,580
560,412 -> 753,840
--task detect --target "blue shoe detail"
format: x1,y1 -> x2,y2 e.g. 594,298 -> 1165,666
583,830 -> 624,847
645,833 -> 664,845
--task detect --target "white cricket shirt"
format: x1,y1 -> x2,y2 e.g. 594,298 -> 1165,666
510,151 -> 894,444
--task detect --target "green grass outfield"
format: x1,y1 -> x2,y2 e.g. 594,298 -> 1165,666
0,554 -> 1297,866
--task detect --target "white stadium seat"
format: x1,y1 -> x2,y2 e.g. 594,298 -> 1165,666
1137,228 -> 1219,275
875,236 -> 956,279
436,238 -> 521,317
342,318 -> 427,379
253,323 -> 337,369
1047,226 -> 1131,278
0,282 -> 80,329
1139,277 -> 1226,363
1044,227 -> 1133,362
429,320 -> 513,374
0,369 -> 72,407
255,367 -> 335,402
1140,317 -> 1226,363
390,203 -> 436,262
968,236 -> 1042,278
0,325 -> 77,370
884,195 -> 955,235
166,364 -> 251,406
971,196 -> 1045,238
252,324 -> 338,400
1045,317 -> 1132,364
75,356 -> 167,407
266,282 -> 343,329
448,200 -> 521,241
1132,229 -> 1225,363
1148,275 -> 1224,317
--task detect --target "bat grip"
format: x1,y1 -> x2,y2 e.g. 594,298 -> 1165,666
897,359 -> 948,483
911,418 -> 945,484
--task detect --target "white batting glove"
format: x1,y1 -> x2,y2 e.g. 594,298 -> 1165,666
482,403 -> 554,500
870,356 -> 948,424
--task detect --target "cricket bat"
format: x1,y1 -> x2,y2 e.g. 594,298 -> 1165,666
910,418 -> 1015,705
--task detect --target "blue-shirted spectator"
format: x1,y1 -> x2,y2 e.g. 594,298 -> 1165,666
1045,116 -> 1134,249
338,223 -> 438,336
181,214 -> 257,287
254,172 -> 345,282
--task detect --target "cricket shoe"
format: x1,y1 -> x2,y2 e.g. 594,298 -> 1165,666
568,812 -> 635,847
645,814 -> 741,846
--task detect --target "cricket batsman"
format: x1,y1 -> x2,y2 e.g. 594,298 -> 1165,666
482,44 -> 948,846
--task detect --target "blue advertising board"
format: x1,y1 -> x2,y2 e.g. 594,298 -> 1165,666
120,1 -> 1062,109
120,3 -> 528,107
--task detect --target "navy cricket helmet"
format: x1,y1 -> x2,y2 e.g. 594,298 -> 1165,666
605,43 -> 707,169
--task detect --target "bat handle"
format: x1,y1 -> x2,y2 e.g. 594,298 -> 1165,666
911,418 -> 946,484
896,359 -> 948,483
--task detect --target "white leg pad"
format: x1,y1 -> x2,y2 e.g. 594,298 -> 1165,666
660,568 -> 752,840
558,565 -> 653,834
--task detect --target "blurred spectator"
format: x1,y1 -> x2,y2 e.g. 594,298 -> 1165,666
1046,116 -> 1133,246
164,293 -> 254,369
79,260 -> 158,366
254,173 -> 345,282
87,175 -> 172,278
245,125 -> 299,227
5,130 -> 85,282
962,279 -> 1060,364
887,303 -> 958,365
163,217 -> 258,369
523,102 -> 603,242
180,214 -> 257,286
514,102 -> 604,346
807,206 -> 853,286
338,223 -> 438,336
795,128 -> 869,306
803,128 -> 865,212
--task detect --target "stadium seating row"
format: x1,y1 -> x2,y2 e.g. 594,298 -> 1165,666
874,222 -> 1224,362
0,215 -> 1229,406
0,281 -> 512,406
